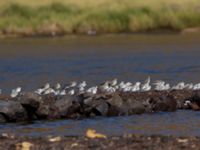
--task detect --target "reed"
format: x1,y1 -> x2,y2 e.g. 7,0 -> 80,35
0,0 -> 200,36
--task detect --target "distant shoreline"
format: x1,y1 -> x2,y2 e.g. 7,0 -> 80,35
0,27 -> 200,38
1,1 -> 200,38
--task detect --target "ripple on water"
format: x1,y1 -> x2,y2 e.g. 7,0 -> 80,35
0,110 -> 200,137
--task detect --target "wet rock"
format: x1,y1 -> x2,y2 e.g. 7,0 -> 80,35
93,101 -> 109,116
107,105 -> 123,116
190,102 -> 200,111
192,91 -> 200,106
106,93 -> 123,108
50,95 -> 74,118
106,93 -> 127,116
0,100 -> 27,122
0,113 -> 6,123
128,101 -> 146,114
19,92 -> 42,119
150,95 -> 177,112
36,105 -> 50,119
169,90 -> 194,109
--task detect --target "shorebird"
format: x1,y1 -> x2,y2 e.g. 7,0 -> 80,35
172,82 -> 185,90
68,89 -> 75,95
184,100 -> 191,107
154,80 -> 170,91
141,77 -> 151,91
118,81 -> 126,91
131,82 -> 141,92
193,83 -> 200,90
59,89 -> 66,96
98,82 -> 109,92
123,86 -> 132,92
184,83 -> 193,90
87,86 -> 98,95
43,88 -> 55,95
64,81 -> 77,89
78,81 -> 87,89
110,78 -> 118,86
54,83 -> 61,90
11,87 -> 21,98
35,83 -> 50,95
106,86 -> 116,93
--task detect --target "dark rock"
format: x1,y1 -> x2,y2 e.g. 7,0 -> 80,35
36,105 -> 50,119
106,93 -> 123,108
19,92 -> 42,119
192,91 -> 200,106
190,102 -> 200,111
128,101 -> 146,114
0,113 -> 6,123
83,97 -> 93,106
170,90 -> 194,109
0,100 -> 27,122
150,95 -> 177,112
93,101 -> 109,116
107,105 -> 122,116
51,95 -> 74,118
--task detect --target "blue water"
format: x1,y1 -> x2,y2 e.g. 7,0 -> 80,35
0,34 -> 200,136
0,110 -> 200,137
0,35 -> 200,92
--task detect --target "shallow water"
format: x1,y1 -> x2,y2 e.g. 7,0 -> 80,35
0,34 -> 200,92
1,110 -> 200,137
1,34 -> 200,136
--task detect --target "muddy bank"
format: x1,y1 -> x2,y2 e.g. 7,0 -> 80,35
0,134 -> 199,150
0,27 -> 200,38
0,90 -> 200,123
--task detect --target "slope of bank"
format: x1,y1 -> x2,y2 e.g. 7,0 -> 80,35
0,0 -> 200,37
0,134 -> 199,150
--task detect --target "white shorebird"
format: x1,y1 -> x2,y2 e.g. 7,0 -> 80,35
106,86 -> 116,93
54,83 -> 61,90
59,89 -> 66,96
35,83 -> 50,95
99,82 -> 109,92
78,81 -> 87,89
64,81 -> 77,89
141,77 -> 151,92
184,100 -> 191,107
87,86 -> 98,95
154,80 -> 170,91
123,86 -> 132,92
110,78 -> 118,86
68,89 -> 75,95
43,88 -> 55,95
131,82 -> 141,92
119,81 -> 126,91
11,87 -> 21,98
184,83 -> 193,90
172,82 -> 185,90
193,83 -> 200,90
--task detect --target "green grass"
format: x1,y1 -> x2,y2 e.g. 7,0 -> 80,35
0,0 -> 200,36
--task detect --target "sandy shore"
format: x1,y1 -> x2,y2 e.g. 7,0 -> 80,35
0,134 -> 199,150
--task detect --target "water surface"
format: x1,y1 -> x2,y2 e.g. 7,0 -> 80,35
0,34 -> 200,137
1,110 -> 200,137
0,34 -> 200,92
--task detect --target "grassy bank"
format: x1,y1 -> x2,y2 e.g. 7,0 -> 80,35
0,0 -> 200,37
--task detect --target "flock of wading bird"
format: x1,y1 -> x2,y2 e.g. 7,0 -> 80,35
1,77 -> 200,98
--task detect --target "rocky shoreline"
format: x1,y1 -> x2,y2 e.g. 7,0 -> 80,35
0,134 -> 199,150
0,90 -> 200,123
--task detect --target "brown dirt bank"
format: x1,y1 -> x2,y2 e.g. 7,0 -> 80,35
0,26 -> 199,38
0,134 -> 199,150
